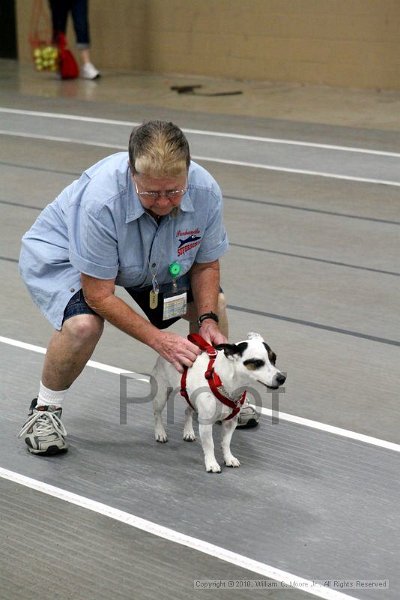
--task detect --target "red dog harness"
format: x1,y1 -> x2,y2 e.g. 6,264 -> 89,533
180,334 -> 246,421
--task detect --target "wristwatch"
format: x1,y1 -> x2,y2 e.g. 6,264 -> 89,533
197,312 -> 219,328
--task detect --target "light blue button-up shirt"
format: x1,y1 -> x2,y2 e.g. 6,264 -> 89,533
19,153 -> 229,329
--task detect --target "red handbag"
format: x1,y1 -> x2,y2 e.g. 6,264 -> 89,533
57,33 -> 79,80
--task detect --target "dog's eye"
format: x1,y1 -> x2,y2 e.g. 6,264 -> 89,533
244,359 -> 265,370
268,351 -> 277,365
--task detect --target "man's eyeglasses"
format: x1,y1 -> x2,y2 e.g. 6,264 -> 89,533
134,180 -> 187,201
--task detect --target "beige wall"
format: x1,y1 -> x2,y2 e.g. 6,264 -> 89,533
17,0 -> 400,89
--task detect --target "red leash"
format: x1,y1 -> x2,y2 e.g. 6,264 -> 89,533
180,334 -> 246,421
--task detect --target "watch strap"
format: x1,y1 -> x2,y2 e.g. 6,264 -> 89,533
197,311 -> 219,327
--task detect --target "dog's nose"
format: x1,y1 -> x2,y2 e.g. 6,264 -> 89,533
276,373 -> 286,385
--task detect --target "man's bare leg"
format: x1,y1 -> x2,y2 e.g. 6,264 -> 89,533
18,313 -> 104,454
42,314 -> 104,390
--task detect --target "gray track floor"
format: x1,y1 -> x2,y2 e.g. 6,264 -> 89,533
0,59 -> 399,599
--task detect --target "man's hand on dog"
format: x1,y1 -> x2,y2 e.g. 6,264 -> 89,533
154,331 -> 202,373
199,320 -> 227,346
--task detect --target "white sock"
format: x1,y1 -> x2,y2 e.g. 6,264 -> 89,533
37,382 -> 68,408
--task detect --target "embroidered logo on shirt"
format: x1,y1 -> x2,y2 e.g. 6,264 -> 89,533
176,229 -> 201,256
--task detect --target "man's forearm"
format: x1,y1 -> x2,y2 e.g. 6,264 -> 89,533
190,260 -> 220,318
85,289 -> 202,371
85,293 -> 162,349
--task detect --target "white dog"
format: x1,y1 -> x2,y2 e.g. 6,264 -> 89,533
152,332 -> 286,473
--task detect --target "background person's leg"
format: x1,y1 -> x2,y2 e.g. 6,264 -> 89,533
70,0 -> 90,48
70,0 -> 100,79
48,0 -> 69,43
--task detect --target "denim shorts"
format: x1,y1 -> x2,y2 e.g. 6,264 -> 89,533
63,289 -> 97,322
63,283 -> 194,330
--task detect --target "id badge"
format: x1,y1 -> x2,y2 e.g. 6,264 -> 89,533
162,291 -> 187,320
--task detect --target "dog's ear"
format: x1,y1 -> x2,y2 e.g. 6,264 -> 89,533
263,342 -> 277,365
247,332 -> 264,341
214,343 -> 237,357
214,342 -> 248,358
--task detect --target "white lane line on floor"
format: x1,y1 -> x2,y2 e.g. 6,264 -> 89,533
0,129 -> 124,150
0,467 -> 356,600
194,155 -> 400,187
1,107 -> 399,157
1,130 -> 399,187
2,335 -> 399,453
0,336 -> 146,380
260,408 -> 400,453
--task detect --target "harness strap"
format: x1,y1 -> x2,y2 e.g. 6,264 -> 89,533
180,334 -> 246,420
180,364 -> 195,411
187,333 -> 217,357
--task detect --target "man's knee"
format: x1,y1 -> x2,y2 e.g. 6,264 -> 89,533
62,314 -> 104,345
217,292 -> 227,316
216,292 -> 229,338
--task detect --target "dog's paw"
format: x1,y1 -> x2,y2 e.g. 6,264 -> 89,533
183,430 -> 196,442
224,455 -> 241,468
155,428 -> 168,443
205,460 -> 222,473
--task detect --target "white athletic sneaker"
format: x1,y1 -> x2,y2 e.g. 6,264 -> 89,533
217,400 -> 260,428
81,62 -> 100,80
18,399 -> 68,455
236,401 -> 260,428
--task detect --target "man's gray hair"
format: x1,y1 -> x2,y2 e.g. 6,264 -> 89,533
129,120 -> 191,177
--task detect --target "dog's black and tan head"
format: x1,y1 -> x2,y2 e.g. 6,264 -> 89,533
215,332 -> 286,389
